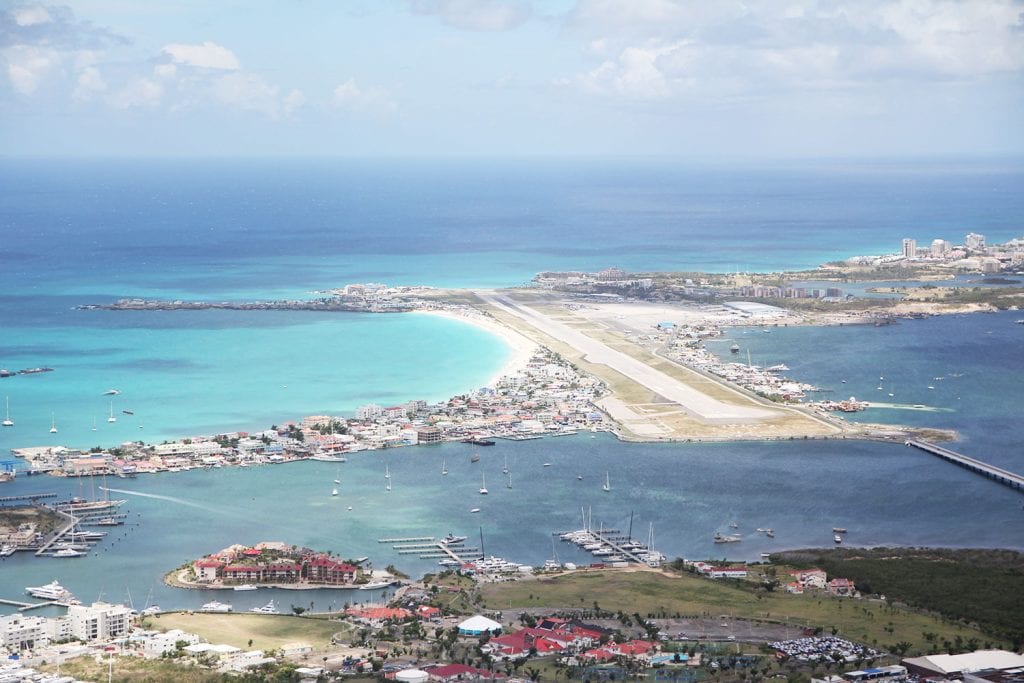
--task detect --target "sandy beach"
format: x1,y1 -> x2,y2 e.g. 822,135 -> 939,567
413,308 -> 539,387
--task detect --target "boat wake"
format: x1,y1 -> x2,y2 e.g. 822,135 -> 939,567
101,487 -> 220,513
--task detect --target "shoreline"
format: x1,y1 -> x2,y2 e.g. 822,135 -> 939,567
412,308 -> 539,387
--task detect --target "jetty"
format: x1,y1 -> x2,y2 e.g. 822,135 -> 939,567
382,535 -> 481,563
906,439 -> 1024,491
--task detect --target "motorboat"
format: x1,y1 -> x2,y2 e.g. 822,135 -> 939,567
469,507 -> 481,513
141,605 -> 162,616
200,601 -> 233,612
834,535 -> 843,544
53,548 -> 85,558
250,600 -> 279,614
359,580 -> 395,590
442,534 -> 467,544
233,584 -> 258,591
26,580 -> 75,601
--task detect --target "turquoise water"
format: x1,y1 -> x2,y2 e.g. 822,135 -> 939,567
0,310 -> 509,451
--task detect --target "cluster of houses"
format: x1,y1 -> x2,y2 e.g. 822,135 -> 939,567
785,569 -> 857,597
12,348 -> 608,478
191,542 -> 359,587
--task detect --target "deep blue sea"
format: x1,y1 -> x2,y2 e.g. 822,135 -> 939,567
0,158 -> 1022,611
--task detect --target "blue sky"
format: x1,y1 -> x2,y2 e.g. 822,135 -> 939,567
1,0 -> 1022,157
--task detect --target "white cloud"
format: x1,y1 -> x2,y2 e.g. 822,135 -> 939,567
332,78 -> 397,113
212,71 -> 286,118
154,62 -> 177,79
408,0 -> 531,32
72,65 -> 106,102
563,0 -> 1024,101
283,89 -> 305,118
161,41 -> 240,70
110,77 -> 162,109
5,45 -> 58,94
13,5 -> 52,27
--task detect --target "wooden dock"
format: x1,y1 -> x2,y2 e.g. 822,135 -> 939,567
385,535 -> 480,562
906,439 -> 1024,491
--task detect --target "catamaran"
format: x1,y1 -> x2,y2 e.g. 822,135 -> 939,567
479,472 -> 488,495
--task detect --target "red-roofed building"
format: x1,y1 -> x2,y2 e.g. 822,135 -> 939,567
242,548 -> 262,557
483,629 -> 566,660
582,648 -> 617,663
415,605 -> 442,620
790,569 -> 827,589
305,556 -> 357,584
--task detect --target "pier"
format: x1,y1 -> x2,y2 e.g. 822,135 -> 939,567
384,535 -> 482,563
906,440 -> 1024,491
34,508 -> 80,556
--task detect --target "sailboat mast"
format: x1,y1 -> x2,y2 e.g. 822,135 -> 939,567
479,526 -> 485,559
628,510 -> 634,542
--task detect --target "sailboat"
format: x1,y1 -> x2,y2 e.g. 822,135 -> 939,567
479,472 -> 488,495
501,455 -> 509,475
331,486 -> 338,497
107,401 -> 117,423
91,417 -> 97,432
385,464 -> 392,491
602,471 -> 611,492
441,458 -> 448,476
49,413 -> 58,434
2,397 -> 13,427
334,466 -> 341,485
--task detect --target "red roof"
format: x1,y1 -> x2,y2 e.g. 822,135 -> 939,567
195,559 -> 224,568
242,548 -> 262,556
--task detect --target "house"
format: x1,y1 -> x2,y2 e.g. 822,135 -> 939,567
827,578 -> 855,596
791,569 -> 828,589
194,558 -> 224,582
706,566 -> 748,579
415,605 -> 441,620
424,663 -> 504,682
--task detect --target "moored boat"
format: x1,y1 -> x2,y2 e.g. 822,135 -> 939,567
200,601 -> 233,612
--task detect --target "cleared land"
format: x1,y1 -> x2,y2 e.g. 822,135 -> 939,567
143,612 -> 350,650
480,568 -> 1000,655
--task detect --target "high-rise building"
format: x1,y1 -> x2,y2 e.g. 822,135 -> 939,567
965,232 -> 986,250
930,239 -> 951,257
901,238 -> 917,259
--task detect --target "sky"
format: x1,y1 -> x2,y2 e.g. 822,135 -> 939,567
1,0 -> 1022,158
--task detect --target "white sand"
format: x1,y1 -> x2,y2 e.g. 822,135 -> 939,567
413,308 -> 539,387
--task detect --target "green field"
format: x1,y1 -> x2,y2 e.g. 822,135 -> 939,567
481,569 -> 1002,655
144,612 -> 351,650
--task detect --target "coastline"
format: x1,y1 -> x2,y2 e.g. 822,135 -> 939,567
411,308 -> 539,388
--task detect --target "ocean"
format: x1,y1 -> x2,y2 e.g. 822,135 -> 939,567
1,157 -> 1022,611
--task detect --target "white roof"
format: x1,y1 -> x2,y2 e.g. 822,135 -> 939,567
904,650 -> 1024,674
458,615 -> 502,632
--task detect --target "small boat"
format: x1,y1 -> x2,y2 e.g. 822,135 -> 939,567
103,389 -> 121,395
713,532 -> 742,544
0,544 -> 16,556
834,534 -> 843,544
441,458 -> 448,475
200,601 -> 233,612
250,600 -> 279,614
442,534 -> 467,544
729,521 -> 738,529
470,452 -> 480,463
465,438 -> 495,446
384,464 -> 391,480
576,474 -> 583,480
602,471 -> 610,492
331,487 -> 338,496
359,580 -> 395,591
765,529 -> 775,538
92,417 -> 97,432
53,548 -> 84,558
832,527 -> 847,533
469,507 -> 481,513
49,413 -> 58,434
2,397 -> 13,427
543,462 -> 551,467
479,472 -> 488,495
233,584 -> 258,591
122,409 -> 134,415
333,478 -> 341,484
730,343 -> 740,353
347,506 -> 353,511
107,402 -> 116,423
141,605 -> 162,616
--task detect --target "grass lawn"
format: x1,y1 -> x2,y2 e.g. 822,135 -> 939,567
143,612 -> 349,650
480,569 -> 1000,655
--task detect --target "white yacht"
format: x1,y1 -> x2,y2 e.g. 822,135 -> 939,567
49,413 -> 58,434
2,397 -> 13,427
53,548 -> 85,558
200,601 -> 233,612
331,487 -> 338,496
233,584 -> 258,591
26,580 -> 76,601
141,605 -> 162,616
479,472 -> 488,495
250,600 -> 279,614
107,401 -> 116,423
602,472 -> 611,492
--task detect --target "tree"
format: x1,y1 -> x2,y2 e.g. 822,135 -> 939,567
291,606 -> 306,616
